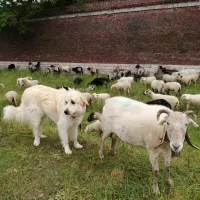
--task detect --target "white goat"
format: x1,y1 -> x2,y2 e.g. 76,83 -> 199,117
144,89 -> 179,110
92,93 -> 111,101
5,91 -> 18,106
163,82 -> 181,96
99,96 -> 199,194
140,76 -> 156,87
181,94 -> 200,110
151,80 -> 165,93
111,81 -> 131,93
59,64 -> 71,74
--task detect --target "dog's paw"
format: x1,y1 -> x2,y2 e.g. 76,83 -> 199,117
74,143 -> 83,149
34,139 -> 40,146
40,134 -> 47,138
65,148 -> 72,155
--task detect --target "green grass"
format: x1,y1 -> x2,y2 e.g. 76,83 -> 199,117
1,69 -> 200,199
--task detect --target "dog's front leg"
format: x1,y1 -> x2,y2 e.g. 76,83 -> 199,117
70,126 -> 83,149
57,120 -> 72,154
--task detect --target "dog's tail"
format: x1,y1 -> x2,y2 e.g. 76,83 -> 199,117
3,105 -> 27,124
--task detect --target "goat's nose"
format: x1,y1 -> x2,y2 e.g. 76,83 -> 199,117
64,109 -> 69,115
172,144 -> 180,151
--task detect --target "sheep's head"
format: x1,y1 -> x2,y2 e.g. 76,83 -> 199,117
157,109 -> 199,152
143,89 -> 152,95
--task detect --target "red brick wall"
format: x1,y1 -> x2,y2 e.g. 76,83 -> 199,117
0,1 -> 200,65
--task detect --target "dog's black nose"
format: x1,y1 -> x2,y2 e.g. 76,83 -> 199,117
64,109 -> 69,115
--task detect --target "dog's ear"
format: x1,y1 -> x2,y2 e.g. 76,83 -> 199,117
81,95 -> 88,107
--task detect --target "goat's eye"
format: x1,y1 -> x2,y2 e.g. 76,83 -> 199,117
71,100 -> 75,104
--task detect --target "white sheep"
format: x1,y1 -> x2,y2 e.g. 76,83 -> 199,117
17,76 -> 33,87
5,91 -> 18,106
82,92 -> 93,104
162,74 -> 178,82
85,120 -> 102,134
177,75 -> 191,85
181,94 -> 200,110
179,70 -> 199,84
151,80 -> 165,93
59,64 -> 71,74
117,77 -> 134,84
144,89 -> 179,110
140,76 -> 156,87
162,82 -> 181,96
111,81 -> 131,94
92,93 -> 111,101
22,79 -> 39,88
99,96 -> 199,194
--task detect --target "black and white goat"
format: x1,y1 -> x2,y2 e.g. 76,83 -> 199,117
88,77 -> 109,87
72,66 -> 83,74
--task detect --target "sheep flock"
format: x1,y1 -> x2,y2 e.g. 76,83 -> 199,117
1,63 -> 200,197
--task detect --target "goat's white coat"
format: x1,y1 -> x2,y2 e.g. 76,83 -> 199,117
92,93 -> 111,101
111,81 -> 131,93
85,120 -> 102,134
163,82 -> 181,95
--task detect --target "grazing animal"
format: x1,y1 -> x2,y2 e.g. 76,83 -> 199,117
111,81 -> 131,94
28,62 -> 40,72
144,89 -> 179,110
92,93 -> 111,101
181,94 -> 200,110
99,97 -> 199,194
87,67 -> 98,75
72,66 -> 83,74
17,76 -> 33,87
146,99 -> 172,109
73,76 -> 83,85
88,77 -> 109,87
5,91 -> 18,106
159,66 -> 178,75
8,64 -> 16,70
3,85 -> 88,154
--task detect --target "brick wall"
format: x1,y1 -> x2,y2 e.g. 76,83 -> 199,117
0,1 -> 200,65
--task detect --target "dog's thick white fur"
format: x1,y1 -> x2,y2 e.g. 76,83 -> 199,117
3,85 -> 88,154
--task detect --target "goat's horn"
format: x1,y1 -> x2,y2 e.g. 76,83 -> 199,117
184,110 -> 197,120
157,109 -> 171,121
185,132 -> 200,150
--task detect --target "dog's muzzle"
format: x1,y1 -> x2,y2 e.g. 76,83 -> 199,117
64,109 -> 70,115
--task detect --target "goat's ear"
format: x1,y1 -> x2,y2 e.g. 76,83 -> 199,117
188,118 -> 199,128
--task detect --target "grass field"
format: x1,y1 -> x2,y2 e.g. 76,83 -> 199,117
0,69 -> 200,200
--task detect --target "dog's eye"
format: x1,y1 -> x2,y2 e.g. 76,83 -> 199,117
185,123 -> 188,126
71,100 -> 75,104
167,122 -> 170,125
66,101 -> 68,104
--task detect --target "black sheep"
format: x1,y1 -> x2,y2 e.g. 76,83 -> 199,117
146,99 -> 172,109
8,64 -> 16,70
72,66 -> 83,74
73,76 -> 83,85
159,66 -> 178,75
88,77 -> 109,87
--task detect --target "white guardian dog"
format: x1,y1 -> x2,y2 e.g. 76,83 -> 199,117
3,85 -> 88,154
